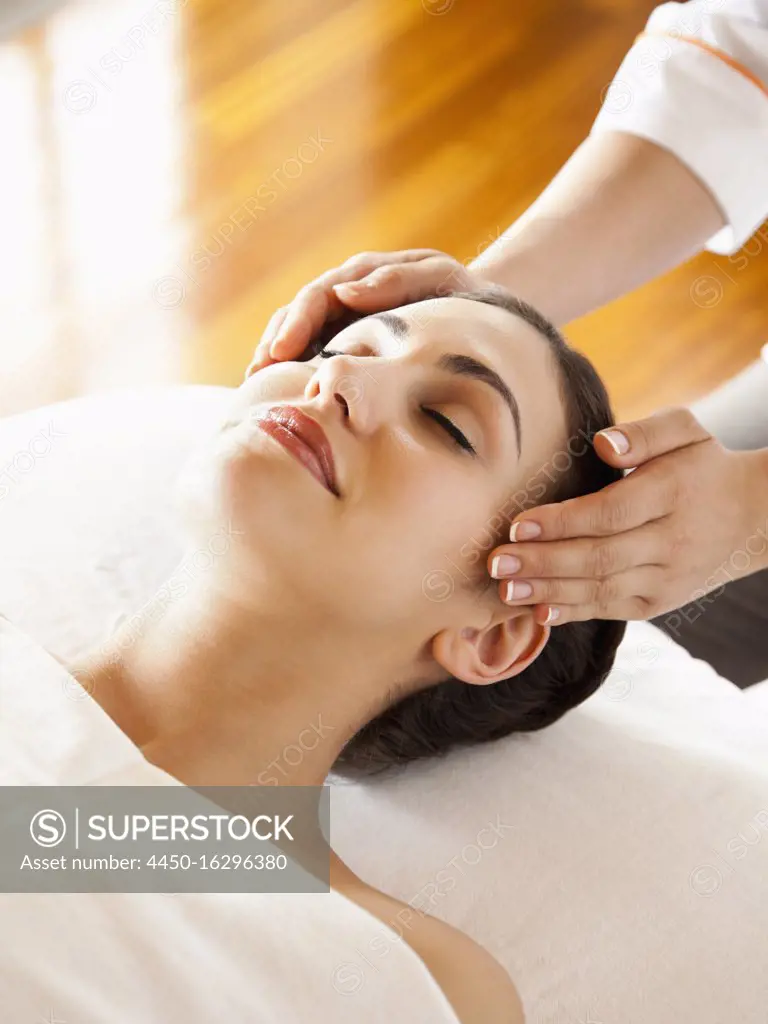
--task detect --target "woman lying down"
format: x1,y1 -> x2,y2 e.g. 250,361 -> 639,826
7,286 -> 626,1022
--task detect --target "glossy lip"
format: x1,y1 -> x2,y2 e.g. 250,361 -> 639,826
253,405 -> 341,497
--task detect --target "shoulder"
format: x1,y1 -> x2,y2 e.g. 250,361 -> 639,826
330,853 -> 524,1024
410,910 -> 525,1024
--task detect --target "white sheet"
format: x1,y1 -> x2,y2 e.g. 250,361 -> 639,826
0,613 -> 461,1024
2,386 -> 768,1022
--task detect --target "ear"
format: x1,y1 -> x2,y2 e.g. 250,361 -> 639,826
431,606 -> 550,686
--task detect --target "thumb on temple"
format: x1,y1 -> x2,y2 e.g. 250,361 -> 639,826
593,407 -> 712,469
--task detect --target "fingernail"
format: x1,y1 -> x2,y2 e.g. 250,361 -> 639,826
509,521 -> 541,542
598,429 -> 630,455
505,580 -> 533,601
490,554 -> 521,577
543,606 -> 561,625
335,281 -> 364,294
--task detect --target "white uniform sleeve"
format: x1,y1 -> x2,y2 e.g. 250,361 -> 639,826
591,0 -> 768,254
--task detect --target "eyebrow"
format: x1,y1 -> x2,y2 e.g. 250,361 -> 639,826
369,311 -> 523,455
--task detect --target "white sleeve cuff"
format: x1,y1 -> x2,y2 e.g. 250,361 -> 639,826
591,27 -> 768,255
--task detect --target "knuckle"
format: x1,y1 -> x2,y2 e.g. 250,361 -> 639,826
434,254 -> 462,273
549,502 -> 570,538
403,248 -> 444,262
632,593 -> 658,618
560,605 -> 589,624
660,467 -> 680,510
521,547 -> 547,576
592,539 -> 617,578
595,574 -> 619,607
536,579 -> 559,603
433,257 -> 469,293
371,264 -> 403,287
676,406 -> 697,430
665,529 -> 686,563
675,406 -> 709,440
601,499 -> 631,533
295,281 -> 323,305
630,417 -> 652,454
586,503 -> 604,533
342,251 -> 379,273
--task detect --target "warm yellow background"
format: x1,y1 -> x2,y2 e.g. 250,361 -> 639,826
1,0 -> 766,420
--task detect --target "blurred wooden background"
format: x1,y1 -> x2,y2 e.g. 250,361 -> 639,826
1,0 -> 766,420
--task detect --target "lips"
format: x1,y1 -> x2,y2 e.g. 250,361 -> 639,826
254,405 -> 340,497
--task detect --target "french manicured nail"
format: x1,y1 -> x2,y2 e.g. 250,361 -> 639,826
598,428 -> 630,455
509,521 -> 541,542
543,606 -> 561,624
505,580 -> 533,601
490,554 -> 521,577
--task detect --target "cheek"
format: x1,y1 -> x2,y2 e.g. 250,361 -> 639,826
227,364 -> 311,419
345,460 -> 493,598
177,366 -> 312,533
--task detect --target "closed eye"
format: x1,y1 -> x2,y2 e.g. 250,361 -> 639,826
422,407 -> 477,455
319,348 -> 477,456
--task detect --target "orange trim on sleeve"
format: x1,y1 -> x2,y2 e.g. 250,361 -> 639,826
636,30 -> 768,100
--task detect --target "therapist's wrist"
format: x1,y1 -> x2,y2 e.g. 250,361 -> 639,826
469,243 -> 569,326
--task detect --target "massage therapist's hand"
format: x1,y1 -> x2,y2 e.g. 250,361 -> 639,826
490,408 -> 768,625
245,249 -> 480,373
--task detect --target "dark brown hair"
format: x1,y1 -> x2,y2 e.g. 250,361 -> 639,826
318,285 -> 627,776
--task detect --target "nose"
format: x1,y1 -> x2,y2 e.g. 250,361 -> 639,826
304,353 -> 398,436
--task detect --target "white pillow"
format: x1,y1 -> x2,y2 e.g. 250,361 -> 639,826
0,386 -> 229,661
2,387 -> 768,1023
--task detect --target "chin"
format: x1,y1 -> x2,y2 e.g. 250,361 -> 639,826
171,428 -> 260,530
184,438 -> 316,545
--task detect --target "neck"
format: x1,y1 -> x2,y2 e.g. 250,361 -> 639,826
70,555 -> 416,786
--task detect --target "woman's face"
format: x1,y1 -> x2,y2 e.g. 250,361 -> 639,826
178,296 -> 567,655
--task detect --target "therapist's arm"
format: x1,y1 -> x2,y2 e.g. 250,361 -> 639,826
469,131 -> 725,326
247,0 -> 768,370
485,0 -> 768,326
246,131 -> 723,370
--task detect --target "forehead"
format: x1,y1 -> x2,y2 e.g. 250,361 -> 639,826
398,295 -> 549,358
